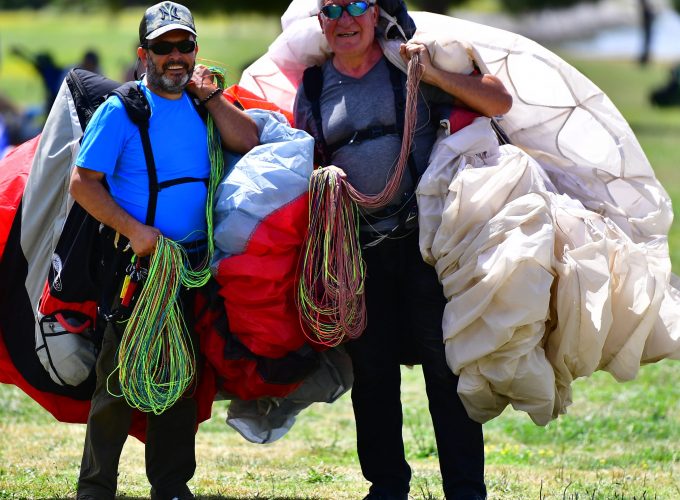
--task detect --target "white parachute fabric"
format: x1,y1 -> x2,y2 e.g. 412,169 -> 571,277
239,1 -> 680,424
420,122 -> 680,424
422,123 -> 556,424
403,12 -> 672,247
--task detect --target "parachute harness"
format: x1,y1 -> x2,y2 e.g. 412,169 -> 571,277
109,68 -> 226,414
297,54 -> 423,347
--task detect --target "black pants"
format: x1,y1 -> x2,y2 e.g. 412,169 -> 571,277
77,298 -> 198,499
346,232 -> 486,500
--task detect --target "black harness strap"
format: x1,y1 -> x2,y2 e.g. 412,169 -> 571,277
327,124 -> 399,156
110,83 -> 209,226
110,82 -> 158,226
302,65 -> 329,166
158,177 -> 209,190
138,121 -> 159,226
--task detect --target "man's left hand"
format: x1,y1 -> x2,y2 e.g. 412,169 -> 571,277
187,64 -> 220,101
399,42 -> 433,77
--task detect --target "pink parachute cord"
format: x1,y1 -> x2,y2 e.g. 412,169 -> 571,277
297,169 -> 366,347
297,54 -> 423,346
345,53 -> 424,209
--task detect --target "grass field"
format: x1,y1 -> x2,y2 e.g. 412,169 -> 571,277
1,7 -> 680,500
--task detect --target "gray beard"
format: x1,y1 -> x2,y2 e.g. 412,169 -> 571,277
146,57 -> 193,95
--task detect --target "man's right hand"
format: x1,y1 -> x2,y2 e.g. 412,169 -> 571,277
323,165 -> 347,178
128,223 -> 161,257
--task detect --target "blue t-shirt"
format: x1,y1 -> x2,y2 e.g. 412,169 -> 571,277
76,83 -> 210,242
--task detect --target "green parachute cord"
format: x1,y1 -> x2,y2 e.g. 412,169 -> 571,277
183,66 -> 225,288
111,237 -> 195,414
110,68 -> 226,413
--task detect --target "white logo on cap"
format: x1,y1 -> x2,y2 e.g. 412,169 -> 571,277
160,3 -> 181,21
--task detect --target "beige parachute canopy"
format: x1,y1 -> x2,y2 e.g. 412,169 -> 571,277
240,0 -> 680,425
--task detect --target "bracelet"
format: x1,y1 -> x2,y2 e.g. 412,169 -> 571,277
200,87 -> 222,105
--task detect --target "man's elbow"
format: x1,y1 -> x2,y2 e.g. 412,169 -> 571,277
486,92 -> 512,117
69,166 -> 102,201
243,129 -> 260,151
497,92 -> 513,116
68,168 -> 83,199
236,123 -> 260,152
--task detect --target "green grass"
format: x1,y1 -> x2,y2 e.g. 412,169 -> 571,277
1,362 -> 679,498
1,7 -> 680,500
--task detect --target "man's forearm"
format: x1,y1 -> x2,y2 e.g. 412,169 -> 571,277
71,173 -> 138,236
70,166 -> 160,256
427,69 -> 513,118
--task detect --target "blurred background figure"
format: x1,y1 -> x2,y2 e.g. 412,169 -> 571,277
0,91 -> 41,156
121,42 -> 142,82
650,64 -> 680,106
10,46 -> 66,115
8,47 -> 103,139
0,104 -> 10,159
76,49 -> 102,74
638,0 -> 655,65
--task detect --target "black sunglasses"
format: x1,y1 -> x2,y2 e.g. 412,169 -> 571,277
144,39 -> 196,55
320,1 -> 374,20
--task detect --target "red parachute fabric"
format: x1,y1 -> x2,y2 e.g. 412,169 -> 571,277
200,85 -> 317,399
0,137 -> 38,386
224,85 -> 294,126
215,196 -> 310,359
0,136 -> 37,257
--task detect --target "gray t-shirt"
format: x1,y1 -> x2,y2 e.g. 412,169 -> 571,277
294,56 -> 452,230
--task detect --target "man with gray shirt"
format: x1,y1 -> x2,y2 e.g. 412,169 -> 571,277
294,1 -> 512,498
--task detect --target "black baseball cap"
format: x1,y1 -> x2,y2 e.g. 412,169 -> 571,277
139,1 -> 197,44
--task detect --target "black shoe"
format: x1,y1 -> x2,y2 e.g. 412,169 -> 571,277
363,490 -> 408,500
150,486 -> 195,500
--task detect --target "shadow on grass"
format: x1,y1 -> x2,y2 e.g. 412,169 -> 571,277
197,497 -> 323,500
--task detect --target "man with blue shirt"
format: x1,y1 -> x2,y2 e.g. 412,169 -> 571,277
70,2 -> 259,499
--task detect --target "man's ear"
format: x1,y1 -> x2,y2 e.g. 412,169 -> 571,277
137,46 -> 151,78
318,12 -> 324,32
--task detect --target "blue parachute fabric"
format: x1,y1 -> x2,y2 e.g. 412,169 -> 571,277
213,108 -> 314,259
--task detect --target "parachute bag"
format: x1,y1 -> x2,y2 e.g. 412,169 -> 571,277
33,74 -> 151,387
36,201 -> 105,386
